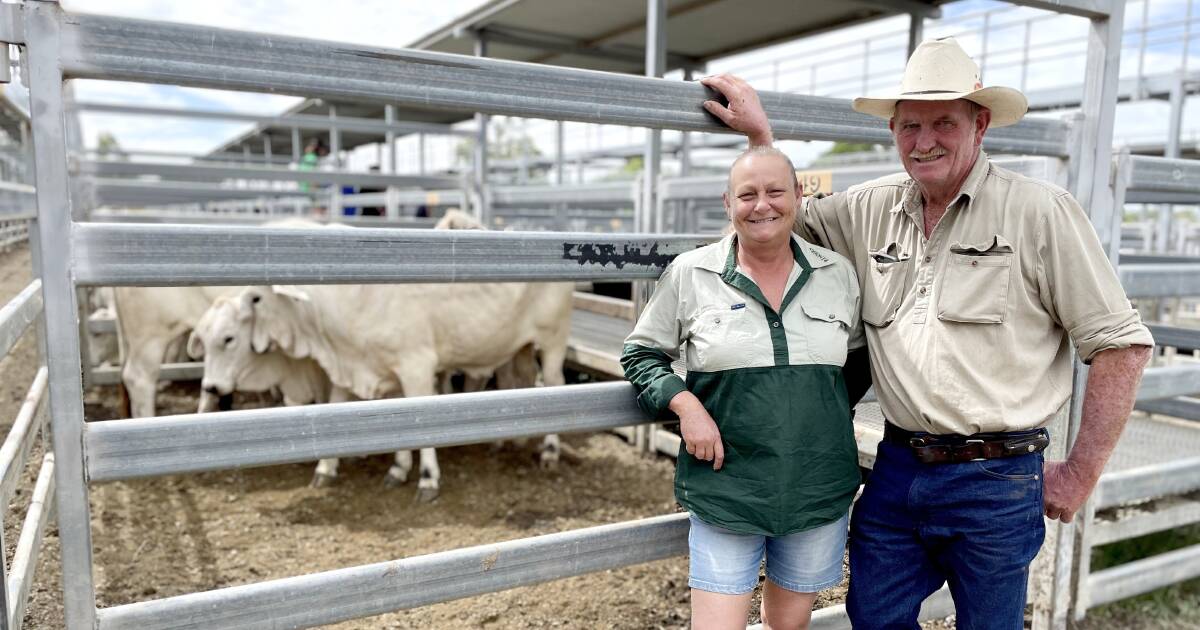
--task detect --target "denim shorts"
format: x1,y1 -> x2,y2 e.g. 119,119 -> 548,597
687,512 -> 848,595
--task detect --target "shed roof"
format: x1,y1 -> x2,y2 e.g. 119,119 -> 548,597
212,0 -> 944,158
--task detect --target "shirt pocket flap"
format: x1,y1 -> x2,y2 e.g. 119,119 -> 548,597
799,292 -> 853,327
949,234 -> 1013,256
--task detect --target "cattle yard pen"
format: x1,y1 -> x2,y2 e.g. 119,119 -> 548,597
6,0 -> 1200,628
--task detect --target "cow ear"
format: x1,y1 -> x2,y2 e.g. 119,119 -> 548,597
186,330 -> 205,359
239,290 -> 272,354
271,285 -> 310,302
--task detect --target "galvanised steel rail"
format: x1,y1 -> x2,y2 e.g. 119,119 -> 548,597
1087,544 -> 1200,608
1124,155 -> 1200,204
7,453 -> 53,630
76,159 -> 458,189
85,381 -> 647,482
1096,456 -> 1200,510
53,12 -> 1071,156
9,0 -> 1157,627
0,280 -> 41,361
0,368 -> 48,507
1118,264 -> 1200,298
71,101 -> 475,137
71,223 -> 714,286
91,514 -> 688,629
91,180 -> 312,205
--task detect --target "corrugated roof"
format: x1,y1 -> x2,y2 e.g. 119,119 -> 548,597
213,0 -> 944,157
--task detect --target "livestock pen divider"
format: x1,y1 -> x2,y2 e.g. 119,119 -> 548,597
14,0 -> 1190,628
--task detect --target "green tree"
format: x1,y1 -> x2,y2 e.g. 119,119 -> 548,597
455,117 -> 543,166
95,131 -> 128,161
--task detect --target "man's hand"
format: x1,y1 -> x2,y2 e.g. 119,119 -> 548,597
668,390 -> 724,470
699,74 -> 774,147
1043,459 -> 1094,523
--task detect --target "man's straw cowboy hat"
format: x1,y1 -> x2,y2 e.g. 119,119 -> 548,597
851,37 -> 1028,128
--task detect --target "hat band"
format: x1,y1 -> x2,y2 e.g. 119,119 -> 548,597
900,89 -> 967,96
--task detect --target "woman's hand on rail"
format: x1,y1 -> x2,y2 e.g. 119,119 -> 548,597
668,390 -> 724,470
698,74 -> 774,148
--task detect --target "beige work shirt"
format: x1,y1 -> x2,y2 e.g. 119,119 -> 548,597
800,150 -> 1153,435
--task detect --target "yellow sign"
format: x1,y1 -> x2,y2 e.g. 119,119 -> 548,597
795,170 -> 833,196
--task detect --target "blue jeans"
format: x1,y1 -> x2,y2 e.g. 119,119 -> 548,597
847,441 -> 1046,629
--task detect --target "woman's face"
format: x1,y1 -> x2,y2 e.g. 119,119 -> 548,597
723,153 -> 799,247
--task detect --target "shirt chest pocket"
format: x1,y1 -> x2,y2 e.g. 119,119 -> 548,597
862,243 -> 912,327
937,235 -> 1014,324
689,306 -> 757,371
798,293 -> 853,365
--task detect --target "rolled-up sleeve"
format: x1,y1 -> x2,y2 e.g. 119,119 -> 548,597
621,262 -> 687,419
1036,192 -> 1154,363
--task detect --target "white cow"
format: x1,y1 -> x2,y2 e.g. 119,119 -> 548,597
187,297 -> 332,411
199,277 -> 573,501
111,218 -> 326,418
114,285 -> 240,417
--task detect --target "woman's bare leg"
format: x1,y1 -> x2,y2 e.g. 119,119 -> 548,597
691,589 -> 753,630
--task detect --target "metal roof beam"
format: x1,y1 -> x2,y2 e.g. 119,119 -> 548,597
55,12 -> 1070,156
1000,0 -> 1113,20
476,25 -> 702,70
853,0 -> 942,19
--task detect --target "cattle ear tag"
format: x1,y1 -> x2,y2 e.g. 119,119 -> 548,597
731,303 -> 746,310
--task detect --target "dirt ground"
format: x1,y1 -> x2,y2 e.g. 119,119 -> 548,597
0,241 -> 1190,629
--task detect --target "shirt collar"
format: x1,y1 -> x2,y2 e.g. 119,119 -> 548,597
694,233 -> 832,275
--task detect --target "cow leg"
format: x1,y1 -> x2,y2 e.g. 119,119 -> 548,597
538,344 -> 567,470
311,386 -> 353,488
122,338 -> 168,418
393,365 -> 439,501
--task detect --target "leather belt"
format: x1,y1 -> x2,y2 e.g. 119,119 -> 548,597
883,422 -> 1049,464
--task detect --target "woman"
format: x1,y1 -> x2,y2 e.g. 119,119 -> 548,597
621,147 -> 870,629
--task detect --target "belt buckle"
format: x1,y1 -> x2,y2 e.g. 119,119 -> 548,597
964,439 -> 986,462
908,436 -> 930,448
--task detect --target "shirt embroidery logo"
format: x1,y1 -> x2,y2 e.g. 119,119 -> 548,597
731,303 -> 746,310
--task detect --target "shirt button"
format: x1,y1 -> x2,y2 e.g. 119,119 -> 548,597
828,314 -> 836,320
772,321 -> 780,328
924,256 -> 932,263
919,287 -> 927,295
971,260 -> 979,267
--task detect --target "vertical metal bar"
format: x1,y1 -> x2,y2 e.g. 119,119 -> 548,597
907,13 -> 924,59
474,33 -> 491,227
262,134 -> 272,165
635,0 -> 667,455
1138,0 -> 1150,94
385,105 -> 398,220
291,126 -> 301,164
1183,0 -> 1193,74
980,12 -> 991,82
1072,148 -> 1130,619
24,2 -> 98,627
417,133 -> 425,176
1021,19 -> 1033,93
554,121 -> 565,185
329,105 -> 341,220
680,68 -> 694,178
861,40 -> 870,97
1156,75 -> 1185,254
1034,3 -> 1126,628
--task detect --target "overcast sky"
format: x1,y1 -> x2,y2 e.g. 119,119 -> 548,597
48,0 -> 1200,171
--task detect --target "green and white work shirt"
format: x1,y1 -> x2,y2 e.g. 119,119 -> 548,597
621,233 -> 865,536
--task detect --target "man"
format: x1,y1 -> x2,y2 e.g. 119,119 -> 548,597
700,37 -> 1153,629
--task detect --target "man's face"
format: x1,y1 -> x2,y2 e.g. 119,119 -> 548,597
890,99 -> 989,193
723,153 -> 799,245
